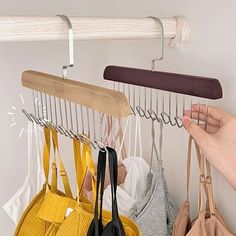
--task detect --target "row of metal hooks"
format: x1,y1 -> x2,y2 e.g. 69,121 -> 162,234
22,89 -> 104,150
115,82 -> 185,128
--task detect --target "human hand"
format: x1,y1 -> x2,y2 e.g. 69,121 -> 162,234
183,105 -> 236,190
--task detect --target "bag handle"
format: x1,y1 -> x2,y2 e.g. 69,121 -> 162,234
27,122 -> 33,174
43,127 -> 51,188
97,149 -> 107,233
107,147 -> 120,219
34,123 -> 44,176
149,119 -> 163,172
73,139 -> 96,202
50,128 -> 73,198
116,118 -> 127,160
88,148 -> 107,236
186,136 -> 207,202
197,145 -> 215,215
73,139 -> 84,197
133,116 -> 142,158
186,136 -> 215,215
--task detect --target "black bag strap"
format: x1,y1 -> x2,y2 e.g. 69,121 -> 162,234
102,147 -> 125,236
87,148 -> 107,236
107,147 -> 119,219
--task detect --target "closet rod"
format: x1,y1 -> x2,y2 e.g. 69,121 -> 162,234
0,16 -> 190,42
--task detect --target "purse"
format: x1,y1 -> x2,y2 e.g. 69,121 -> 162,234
172,136 -> 235,236
37,128 -> 76,235
56,146 -> 140,236
88,147 -> 140,236
101,147 -> 126,236
14,128 -> 73,236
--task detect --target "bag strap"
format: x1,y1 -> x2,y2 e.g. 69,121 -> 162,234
186,137 -> 208,202
98,149 -> 107,218
116,118 -> 127,160
186,136 -> 193,203
197,144 -> 215,215
107,147 -> 120,219
133,116 -> 142,158
34,123 -> 44,176
73,139 -> 96,202
149,119 -> 163,172
73,139 -> 84,197
205,159 -> 215,215
187,136 -> 215,215
50,128 -> 73,198
93,148 -> 107,235
118,116 -> 132,160
27,122 -> 33,175
83,143 -> 96,201
43,127 -> 51,187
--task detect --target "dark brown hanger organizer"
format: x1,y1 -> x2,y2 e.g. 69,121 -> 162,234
104,65 -> 223,100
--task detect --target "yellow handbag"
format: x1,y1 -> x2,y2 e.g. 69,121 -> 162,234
37,128 -> 76,235
14,128 -> 73,236
36,132 -> 94,236
56,146 -> 141,236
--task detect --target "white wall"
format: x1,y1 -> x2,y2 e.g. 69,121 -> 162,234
1,0 -> 236,235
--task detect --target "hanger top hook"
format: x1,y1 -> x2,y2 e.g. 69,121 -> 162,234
148,16 -> 164,71
57,15 -> 74,79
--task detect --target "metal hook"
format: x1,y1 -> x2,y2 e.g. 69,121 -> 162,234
132,85 -> 136,116
148,16 -> 167,124
94,139 -> 108,153
148,16 -> 164,71
75,104 -> 79,134
130,85 -> 136,115
205,100 -> 209,131
147,108 -> 162,123
80,105 -> 85,134
174,94 -> 183,128
168,92 -> 177,126
136,87 -> 151,119
161,91 -> 170,124
57,15 -> 74,79
86,107 -> 91,138
57,15 -> 75,137
22,109 -> 33,123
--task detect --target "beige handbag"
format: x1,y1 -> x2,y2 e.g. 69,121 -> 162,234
172,136 -> 235,236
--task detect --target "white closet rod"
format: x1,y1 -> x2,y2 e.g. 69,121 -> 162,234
0,16 -> 190,42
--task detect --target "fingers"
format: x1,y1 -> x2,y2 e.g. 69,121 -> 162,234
183,116 -> 211,148
184,110 -> 220,127
192,104 -> 232,123
199,124 -> 219,134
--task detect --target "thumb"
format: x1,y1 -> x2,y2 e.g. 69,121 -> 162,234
183,116 -> 210,148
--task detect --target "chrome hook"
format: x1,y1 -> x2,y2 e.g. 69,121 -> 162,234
149,16 -> 165,122
174,94 -> 183,128
148,16 -> 164,71
168,92 -> 177,126
161,91 -> 170,124
57,15 -> 74,79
